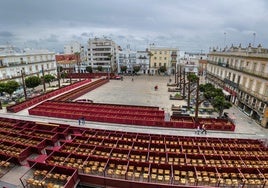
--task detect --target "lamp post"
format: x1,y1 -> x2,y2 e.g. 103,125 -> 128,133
41,65 -> 46,92
57,66 -> 61,88
21,69 -> 27,100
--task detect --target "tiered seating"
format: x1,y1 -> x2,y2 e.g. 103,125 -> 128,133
7,79 -> 91,113
0,117 -> 265,187
20,162 -> 78,188
171,116 -> 235,131
29,100 -> 165,127
67,72 -> 110,79
53,78 -> 108,101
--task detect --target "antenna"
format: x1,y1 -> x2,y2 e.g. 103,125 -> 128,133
253,32 -> 256,47
224,32 -> 227,47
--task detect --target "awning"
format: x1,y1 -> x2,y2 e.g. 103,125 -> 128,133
222,90 -> 231,96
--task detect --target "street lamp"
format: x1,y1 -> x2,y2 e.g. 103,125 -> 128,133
20,69 -> 27,100
41,65 -> 46,92
57,66 -> 61,88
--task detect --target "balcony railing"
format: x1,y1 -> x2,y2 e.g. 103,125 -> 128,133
239,85 -> 268,102
208,60 -> 268,79
237,96 -> 265,113
223,78 -> 239,88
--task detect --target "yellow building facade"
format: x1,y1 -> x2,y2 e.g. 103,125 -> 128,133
149,47 -> 178,75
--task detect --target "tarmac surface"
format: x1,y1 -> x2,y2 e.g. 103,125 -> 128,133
0,75 -> 268,187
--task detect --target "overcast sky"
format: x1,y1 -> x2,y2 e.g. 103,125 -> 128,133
0,0 -> 267,53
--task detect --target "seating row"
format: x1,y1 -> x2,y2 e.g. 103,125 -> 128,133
67,72 -> 110,79
6,79 -> 90,113
53,78 -> 108,101
43,150 -> 268,187
20,161 -> 78,188
31,105 -> 164,119
43,100 -> 161,112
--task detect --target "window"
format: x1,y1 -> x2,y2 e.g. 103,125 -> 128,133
159,63 -> 162,67
255,81 -> 261,93
264,85 -> 268,96
253,62 -> 257,72
154,63 -> 156,67
164,63 -> 166,67
232,74 -> 236,82
164,57 -> 167,60
242,77 -> 247,86
237,75 -> 241,84
249,79 -> 254,88
261,64 -> 265,73
154,57 -> 157,60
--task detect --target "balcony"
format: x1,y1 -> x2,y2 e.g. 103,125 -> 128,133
223,78 -> 239,88
239,85 -> 268,102
208,60 -> 268,79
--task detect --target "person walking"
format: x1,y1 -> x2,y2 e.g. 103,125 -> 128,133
195,125 -> 201,135
78,118 -> 81,125
81,117 -> 85,125
201,124 -> 207,134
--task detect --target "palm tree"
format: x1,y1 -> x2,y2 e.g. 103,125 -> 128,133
147,51 -> 153,75
74,52 -> 81,74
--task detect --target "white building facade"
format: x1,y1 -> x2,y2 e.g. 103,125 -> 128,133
118,47 -> 136,74
87,38 -> 119,73
136,50 -> 150,74
0,45 -> 57,84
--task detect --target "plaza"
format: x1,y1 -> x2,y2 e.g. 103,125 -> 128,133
0,75 -> 267,188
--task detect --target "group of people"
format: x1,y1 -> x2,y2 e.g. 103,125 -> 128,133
195,124 -> 207,135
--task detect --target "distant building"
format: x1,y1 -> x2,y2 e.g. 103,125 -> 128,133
148,46 -> 179,75
87,38 -> 120,73
206,43 -> 268,128
136,50 -> 150,74
118,47 -> 136,74
55,54 -> 78,73
0,45 -> 56,84
63,41 -> 86,73
179,52 -> 207,76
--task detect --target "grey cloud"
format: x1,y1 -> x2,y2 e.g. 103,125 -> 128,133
0,31 -> 13,37
0,0 -> 268,52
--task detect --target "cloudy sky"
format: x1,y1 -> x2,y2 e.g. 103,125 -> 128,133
0,0 -> 267,52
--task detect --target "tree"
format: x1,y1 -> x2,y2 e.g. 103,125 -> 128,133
43,74 -> 55,87
5,80 -> 20,97
74,52 -> 81,73
0,82 -> 6,95
133,66 -> 141,73
200,83 -> 232,117
159,66 -> 167,73
86,66 -> 93,73
120,66 -> 127,73
187,73 -> 198,82
97,65 -> 103,72
25,76 -> 41,89
61,72 -> 67,82
212,95 -> 232,117
108,54 -> 113,72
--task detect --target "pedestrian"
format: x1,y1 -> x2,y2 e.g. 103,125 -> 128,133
201,124 -> 207,134
81,117 -> 85,125
132,77 -> 134,82
195,125 -> 201,135
78,118 -> 81,125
